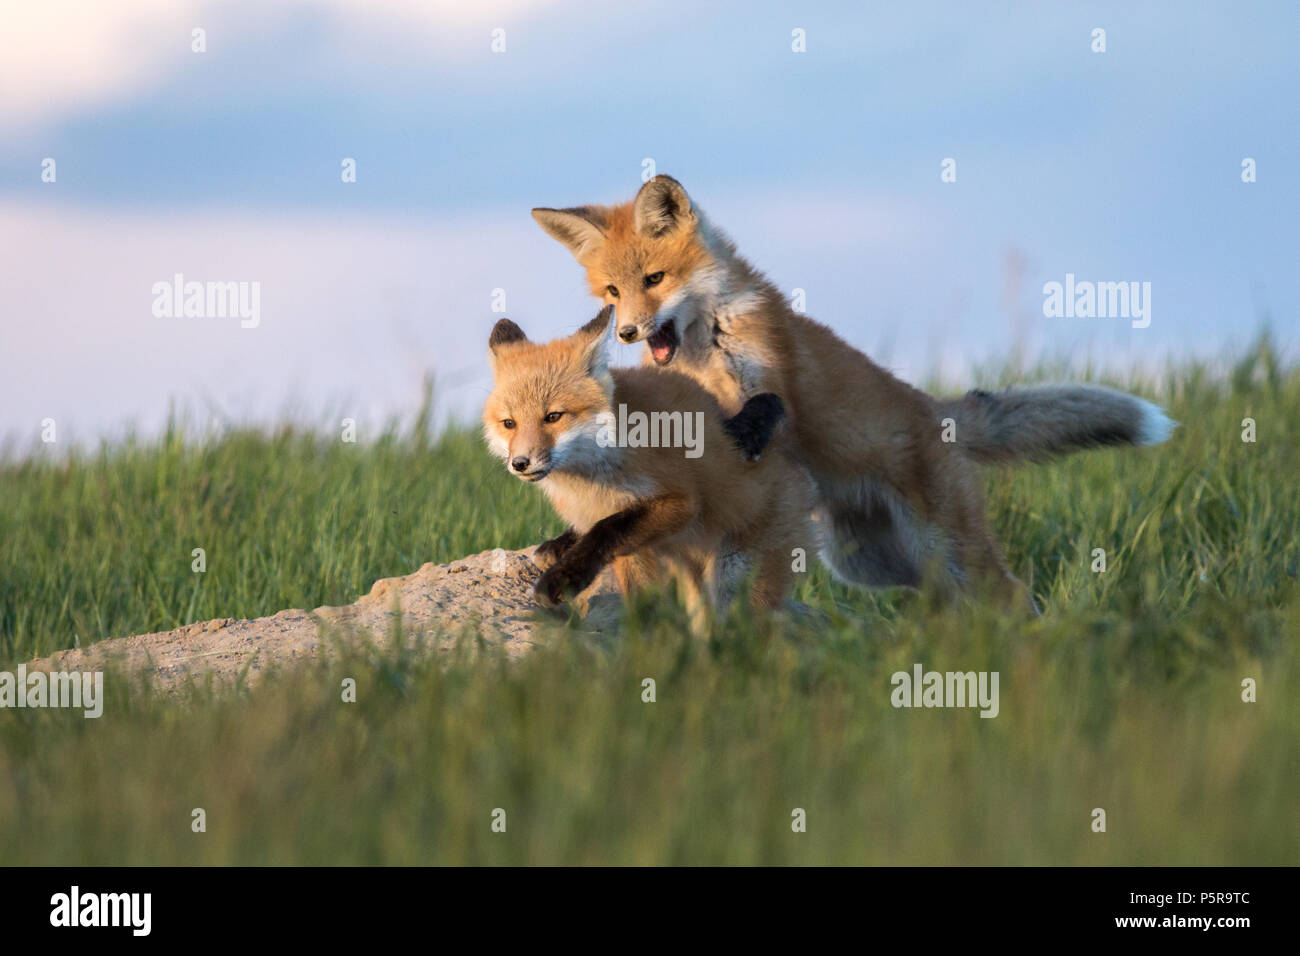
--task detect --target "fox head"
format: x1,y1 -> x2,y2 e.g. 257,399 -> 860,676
531,175 -> 724,367
483,306 -> 617,483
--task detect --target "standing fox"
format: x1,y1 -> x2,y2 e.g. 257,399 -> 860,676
533,176 -> 1176,609
483,306 -> 810,632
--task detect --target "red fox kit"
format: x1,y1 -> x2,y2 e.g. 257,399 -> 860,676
483,306 -> 810,631
533,176 -> 1175,609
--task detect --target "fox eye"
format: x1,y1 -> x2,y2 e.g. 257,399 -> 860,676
543,411 -> 564,424
502,418 -> 516,430
645,271 -> 665,287
606,285 -> 619,298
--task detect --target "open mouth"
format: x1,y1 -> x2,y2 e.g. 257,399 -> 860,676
647,322 -> 679,366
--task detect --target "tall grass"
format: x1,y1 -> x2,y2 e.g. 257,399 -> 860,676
0,341 -> 1295,864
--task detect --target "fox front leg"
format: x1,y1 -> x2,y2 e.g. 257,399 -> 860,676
532,527 -> 578,571
534,560 -> 596,608
534,518 -> 634,607
533,495 -> 693,608
721,392 -> 785,461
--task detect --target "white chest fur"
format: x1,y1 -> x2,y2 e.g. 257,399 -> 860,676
541,472 -> 652,533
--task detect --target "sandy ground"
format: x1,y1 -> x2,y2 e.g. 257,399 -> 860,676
24,546 -> 622,693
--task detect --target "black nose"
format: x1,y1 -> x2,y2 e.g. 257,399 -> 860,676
510,456 -> 530,473
618,325 -> 639,342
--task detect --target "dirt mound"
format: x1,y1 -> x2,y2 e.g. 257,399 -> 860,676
24,546 -> 621,692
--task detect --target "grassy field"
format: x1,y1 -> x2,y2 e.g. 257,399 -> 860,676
0,340 -> 1296,864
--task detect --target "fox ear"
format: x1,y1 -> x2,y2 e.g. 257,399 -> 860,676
531,206 -> 607,261
488,318 -> 528,358
633,175 -> 694,237
575,306 -> 614,378
577,304 -> 615,340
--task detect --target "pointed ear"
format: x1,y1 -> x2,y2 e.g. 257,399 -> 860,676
575,305 -> 614,377
531,206 -> 608,261
488,318 -> 528,358
633,175 -> 695,237
577,304 -> 615,340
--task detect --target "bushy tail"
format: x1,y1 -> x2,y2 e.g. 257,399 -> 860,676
939,384 -> 1175,464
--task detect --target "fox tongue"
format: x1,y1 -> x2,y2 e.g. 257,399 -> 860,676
648,324 -> 677,365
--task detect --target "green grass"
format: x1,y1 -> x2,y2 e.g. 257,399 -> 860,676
0,340 -> 1296,864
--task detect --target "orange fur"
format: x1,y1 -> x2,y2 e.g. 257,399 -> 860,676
483,309 -> 811,631
533,177 -> 1175,610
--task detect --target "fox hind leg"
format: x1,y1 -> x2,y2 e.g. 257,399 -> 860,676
948,521 -> 1040,616
750,546 -> 796,612
816,482 -> 927,589
612,551 -> 660,596
666,557 -> 711,637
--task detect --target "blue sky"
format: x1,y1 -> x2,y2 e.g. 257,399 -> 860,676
2,0 -> 1297,444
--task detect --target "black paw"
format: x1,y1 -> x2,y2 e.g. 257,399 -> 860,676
534,565 -> 576,607
534,556 -> 600,608
533,529 -> 576,571
723,393 -> 786,460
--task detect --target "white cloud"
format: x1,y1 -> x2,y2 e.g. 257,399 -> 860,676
0,0 -> 192,127
0,0 -> 557,129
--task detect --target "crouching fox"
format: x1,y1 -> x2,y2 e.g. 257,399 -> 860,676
483,306 -> 811,632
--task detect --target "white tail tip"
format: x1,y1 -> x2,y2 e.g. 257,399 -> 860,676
1135,397 -> 1177,446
